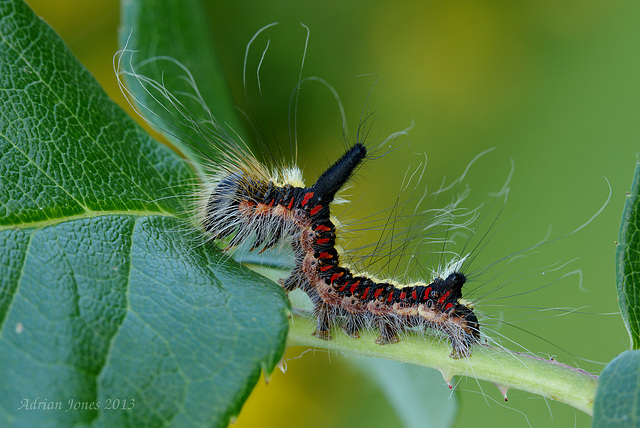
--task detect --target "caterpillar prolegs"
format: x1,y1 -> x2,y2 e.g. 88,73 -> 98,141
205,142 -> 480,358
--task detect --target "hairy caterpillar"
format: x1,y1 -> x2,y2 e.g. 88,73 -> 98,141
203,140 -> 480,358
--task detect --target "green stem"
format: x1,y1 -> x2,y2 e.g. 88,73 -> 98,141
286,313 -> 597,415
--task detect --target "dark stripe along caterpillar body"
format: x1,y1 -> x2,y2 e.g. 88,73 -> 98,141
206,143 -> 480,358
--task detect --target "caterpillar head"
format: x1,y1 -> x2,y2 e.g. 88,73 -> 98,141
203,172 -> 245,238
202,172 -> 268,243
416,272 -> 480,358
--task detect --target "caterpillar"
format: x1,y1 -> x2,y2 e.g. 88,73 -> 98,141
200,141 -> 480,358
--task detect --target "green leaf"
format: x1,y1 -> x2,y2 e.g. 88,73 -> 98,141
615,161 -> 640,349
0,1 -> 289,427
592,349 -> 640,427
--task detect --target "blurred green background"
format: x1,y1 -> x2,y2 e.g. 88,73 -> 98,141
25,0 -> 638,426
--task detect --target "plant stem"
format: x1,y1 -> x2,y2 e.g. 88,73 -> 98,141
286,312 -> 598,415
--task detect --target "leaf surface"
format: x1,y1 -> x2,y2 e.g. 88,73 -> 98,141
0,1 -> 289,426
592,350 -> 640,428
616,161 -> 640,348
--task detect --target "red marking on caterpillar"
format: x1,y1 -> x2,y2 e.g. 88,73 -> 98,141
301,192 -> 314,207
361,287 -> 370,300
438,291 -> 451,304
330,272 -> 344,283
349,282 -> 359,294
310,205 -> 323,216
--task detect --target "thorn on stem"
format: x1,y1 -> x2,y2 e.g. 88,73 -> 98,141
496,384 -> 509,401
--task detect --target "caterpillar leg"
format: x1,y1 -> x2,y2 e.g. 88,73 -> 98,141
342,314 -> 360,338
448,333 -> 473,359
278,265 -> 304,293
312,302 -> 333,340
248,227 -> 268,252
261,224 -> 284,253
375,320 -> 399,345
